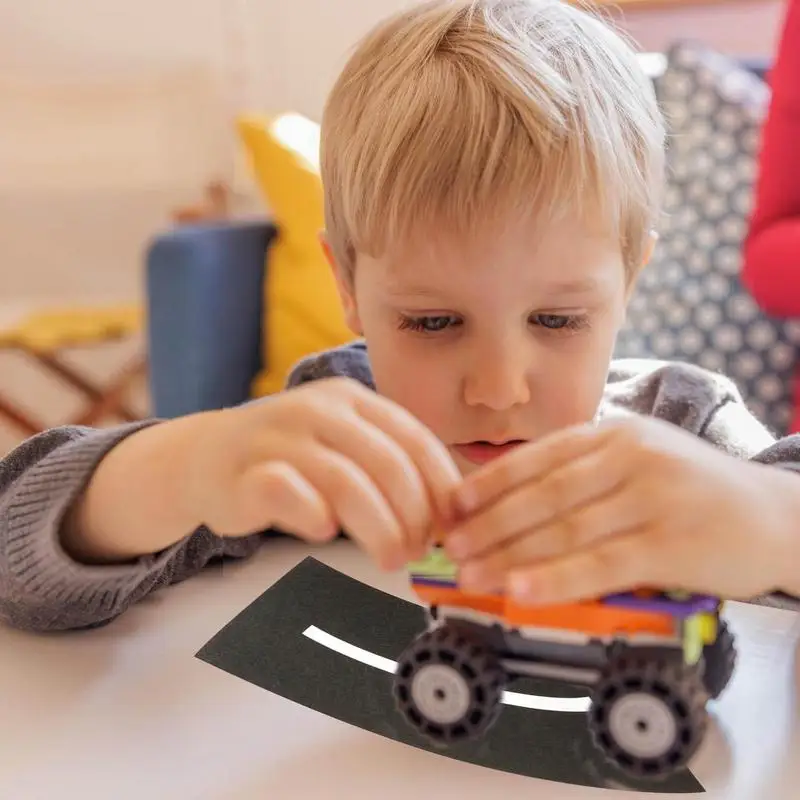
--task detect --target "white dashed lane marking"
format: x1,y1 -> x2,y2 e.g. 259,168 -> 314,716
303,625 -> 591,713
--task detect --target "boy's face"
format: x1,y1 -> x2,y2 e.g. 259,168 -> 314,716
329,215 -> 635,476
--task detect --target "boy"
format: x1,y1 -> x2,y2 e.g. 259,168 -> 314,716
3,0 -> 800,634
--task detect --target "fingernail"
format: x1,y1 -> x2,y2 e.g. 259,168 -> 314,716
444,533 -> 469,560
438,495 -> 458,525
509,572 -> 537,602
384,549 -> 406,571
455,485 -> 477,515
458,562 -> 491,590
409,541 -> 427,560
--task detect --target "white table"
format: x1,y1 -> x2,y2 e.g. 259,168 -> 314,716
0,538 -> 798,799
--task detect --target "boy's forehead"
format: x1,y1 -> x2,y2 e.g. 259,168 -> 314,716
380,208 -> 616,260
360,227 -> 624,301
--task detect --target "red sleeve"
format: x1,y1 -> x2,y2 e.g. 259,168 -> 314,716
742,0 -> 800,317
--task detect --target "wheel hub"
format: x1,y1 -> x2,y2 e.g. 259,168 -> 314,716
410,664 -> 471,725
607,692 -> 678,759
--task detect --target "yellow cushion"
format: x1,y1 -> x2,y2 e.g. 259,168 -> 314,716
237,113 -> 355,396
0,305 -> 141,352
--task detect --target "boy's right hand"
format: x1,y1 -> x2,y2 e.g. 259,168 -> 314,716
185,378 -> 461,569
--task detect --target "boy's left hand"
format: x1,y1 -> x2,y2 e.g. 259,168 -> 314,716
443,416 -> 799,604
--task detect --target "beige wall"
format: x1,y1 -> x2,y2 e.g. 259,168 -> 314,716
614,0 -> 785,56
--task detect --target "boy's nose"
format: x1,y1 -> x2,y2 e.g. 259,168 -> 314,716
462,346 -> 531,410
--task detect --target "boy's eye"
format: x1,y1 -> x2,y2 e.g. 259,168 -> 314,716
398,314 -> 461,333
531,313 -> 589,332
536,314 -> 570,329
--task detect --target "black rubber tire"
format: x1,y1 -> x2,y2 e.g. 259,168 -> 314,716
701,619 -> 737,699
588,652 -> 709,780
393,623 -> 505,746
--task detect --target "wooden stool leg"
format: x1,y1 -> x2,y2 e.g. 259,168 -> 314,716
0,394 -> 45,436
71,356 -> 148,426
30,351 -> 142,423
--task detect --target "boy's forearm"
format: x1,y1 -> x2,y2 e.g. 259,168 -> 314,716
62,417 -> 204,563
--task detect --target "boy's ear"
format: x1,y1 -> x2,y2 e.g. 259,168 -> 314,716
319,231 -> 363,334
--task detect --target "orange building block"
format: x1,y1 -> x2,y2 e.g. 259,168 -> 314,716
412,583 -> 676,638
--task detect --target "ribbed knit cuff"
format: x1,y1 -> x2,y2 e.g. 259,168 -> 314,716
749,592 -> 800,612
746,450 -> 800,611
3,422 -> 182,630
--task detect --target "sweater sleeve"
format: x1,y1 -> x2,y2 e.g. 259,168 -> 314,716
0,424 -> 262,633
742,0 -> 800,316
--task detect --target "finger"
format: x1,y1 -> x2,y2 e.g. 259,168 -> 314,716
241,461 -> 337,541
352,389 -> 462,522
444,439 -> 634,562
506,528 -> 664,605
454,422 -> 619,516
291,445 -> 407,569
316,411 -> 434,556
456,484 -> 646,591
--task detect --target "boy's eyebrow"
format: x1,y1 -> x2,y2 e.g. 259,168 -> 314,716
383,284 -> 445,299
547,277 -> 601,296
384,277 -> 607,299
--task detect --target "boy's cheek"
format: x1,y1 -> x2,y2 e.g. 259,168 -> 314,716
369,345 -> 458,437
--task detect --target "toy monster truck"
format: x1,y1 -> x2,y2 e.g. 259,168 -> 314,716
392,546 -> 736,780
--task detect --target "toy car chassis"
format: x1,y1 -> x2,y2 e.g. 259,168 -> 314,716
392,547 -> 737,780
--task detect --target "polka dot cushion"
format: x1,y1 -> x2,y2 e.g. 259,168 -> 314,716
614,41 -> 800,435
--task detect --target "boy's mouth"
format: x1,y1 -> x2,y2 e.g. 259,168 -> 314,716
453,439 -> 526,465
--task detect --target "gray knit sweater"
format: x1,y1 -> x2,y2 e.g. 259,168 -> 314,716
2,343 -> 800,633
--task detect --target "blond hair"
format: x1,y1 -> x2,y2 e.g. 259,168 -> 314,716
321,0 -> 665,279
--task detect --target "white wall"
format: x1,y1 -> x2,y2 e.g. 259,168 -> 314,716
0,0 -> 222,77
1,0 -> 237,300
